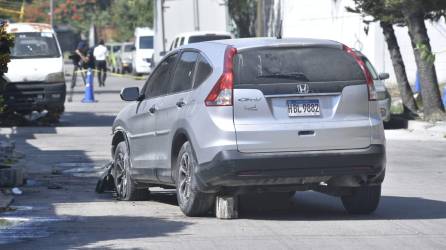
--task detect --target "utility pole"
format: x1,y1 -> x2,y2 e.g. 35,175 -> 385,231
256,0 -> 264,37
49,0 -> 53,27
161,0 -> 166,52
193,0 -> 200,31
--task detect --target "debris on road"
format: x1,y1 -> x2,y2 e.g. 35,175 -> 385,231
95,161 -> 115,193
11,187 -> 22,195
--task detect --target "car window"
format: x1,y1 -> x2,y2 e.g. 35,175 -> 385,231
188,35 -> 231,43
179,37 -> 185,46
193,55 -> 212,88
233,47 -> 365,84
139,36 -> 153,49
174,38 -> 179,48
145,53 -> 178,98
362,57 -> 379,80
170,51 -> 198,93
11,32 -> 60,58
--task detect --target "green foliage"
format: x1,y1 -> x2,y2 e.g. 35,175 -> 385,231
226,0 -> 257,38
0,22 -> 14,75
416,43 -> 436,64
109,0 -> 153,41
0,21 -> 13,114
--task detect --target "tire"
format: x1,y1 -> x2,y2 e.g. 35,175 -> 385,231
341,185 -> 381,215
113,141 -> 150,201
174,141 -> 214,217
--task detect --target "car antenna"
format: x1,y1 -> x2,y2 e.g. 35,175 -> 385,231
276,19 -> 283,39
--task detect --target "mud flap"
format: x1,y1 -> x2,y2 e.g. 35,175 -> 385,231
95,161 -> 115,193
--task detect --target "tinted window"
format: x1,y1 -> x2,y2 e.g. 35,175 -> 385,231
179,37 -> 185,46
193,55 -> 212,88
11,32 -> 60,58
188,35 -> 231,43
233,47 -> 365,85
170,52 -> 198,93
145,53 -> 178,98
362,57 -> 378,80
124,44 -> 133,52
139,36 -> 153,49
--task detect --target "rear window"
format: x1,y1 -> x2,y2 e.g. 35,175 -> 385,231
139,36 -> 153,49
11,32 -> 60,59
188,35 -> 231,43
124,45 -> 133,52
233,47 -> 365,85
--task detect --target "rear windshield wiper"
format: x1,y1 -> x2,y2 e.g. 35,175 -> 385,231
257,72 -> 308,81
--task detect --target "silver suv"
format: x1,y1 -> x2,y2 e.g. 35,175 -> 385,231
112,38 -> 386,217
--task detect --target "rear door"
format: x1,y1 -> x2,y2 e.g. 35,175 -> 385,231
155,51 -> 198,177
233,46 -> 371,153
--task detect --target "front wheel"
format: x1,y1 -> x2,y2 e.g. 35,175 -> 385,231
113,141 -> 150,201
174,141 -> 214,217
341,185 -> 381,215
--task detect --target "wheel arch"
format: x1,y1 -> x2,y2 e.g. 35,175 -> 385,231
111,128 -> 130,157
171,129 -> 191,173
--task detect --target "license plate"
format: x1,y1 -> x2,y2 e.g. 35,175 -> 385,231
287,99 -> 320,117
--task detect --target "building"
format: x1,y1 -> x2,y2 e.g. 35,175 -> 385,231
282,0 -> 446,86
153,0 -> 229,62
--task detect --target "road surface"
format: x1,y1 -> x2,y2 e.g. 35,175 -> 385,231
1,71 -> 446,249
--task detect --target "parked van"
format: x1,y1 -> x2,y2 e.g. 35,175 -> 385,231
3,23 -> 65,123
169,31 -> 232,51
132,27 -> 154,75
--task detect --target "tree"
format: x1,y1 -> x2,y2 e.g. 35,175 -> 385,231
0,21 -> 14,114
110,0 -> 153,41
347,0 -> 419,118
227,0 -> 257,38
386,0 -> 446,121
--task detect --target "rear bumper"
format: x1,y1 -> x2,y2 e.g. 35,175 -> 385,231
194,145 -> 386,193
3,82 -> 66,113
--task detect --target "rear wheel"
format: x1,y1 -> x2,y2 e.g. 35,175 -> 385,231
113,141 -> 150,201
341,185 -> 381,214
174,141 -> 214,216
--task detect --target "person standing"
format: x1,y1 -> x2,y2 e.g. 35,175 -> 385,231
93,40 -> 108,87
68,40 -> 89,102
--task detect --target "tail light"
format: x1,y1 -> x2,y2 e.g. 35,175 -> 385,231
342,44 -> 377,101
205,47 -> 237,106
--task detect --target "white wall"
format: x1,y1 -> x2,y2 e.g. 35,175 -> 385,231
153,0 -> 228,62
282,0 -> 446,86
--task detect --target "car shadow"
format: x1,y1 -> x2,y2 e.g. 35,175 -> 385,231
238,191 -> 446,221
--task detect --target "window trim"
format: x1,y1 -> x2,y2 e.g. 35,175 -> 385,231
142,52 -> 179,99
191,51 -> 214,89
168,49 -> 200,95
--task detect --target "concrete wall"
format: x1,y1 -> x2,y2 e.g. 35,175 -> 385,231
282,0 -> 446,86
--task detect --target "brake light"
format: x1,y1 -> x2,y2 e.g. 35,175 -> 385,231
205,47 -> 237,106
342,44 -> 377,101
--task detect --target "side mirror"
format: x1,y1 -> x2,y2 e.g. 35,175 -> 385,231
159,51 -> 166,57
120,87 -> 140,101
379,73 -> 390,80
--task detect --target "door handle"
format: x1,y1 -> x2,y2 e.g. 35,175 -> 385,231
149,105 -> 157,114
176,100 -> 186,108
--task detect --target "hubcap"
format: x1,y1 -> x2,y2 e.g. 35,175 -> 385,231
178,152 -> 192,202
115,151 -> 128,198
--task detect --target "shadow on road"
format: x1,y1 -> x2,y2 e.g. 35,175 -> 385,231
238,191 -> 446,221
60,111 -> 116,127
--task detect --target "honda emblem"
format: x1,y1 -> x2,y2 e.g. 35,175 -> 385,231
297,84 -> 309,94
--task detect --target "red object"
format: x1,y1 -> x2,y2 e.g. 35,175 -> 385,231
205,47 -> 237,106
343,44 -> 377,101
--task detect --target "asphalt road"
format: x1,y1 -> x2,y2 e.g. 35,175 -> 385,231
1,72 -> 446,249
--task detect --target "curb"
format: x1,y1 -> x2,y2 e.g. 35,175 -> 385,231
407,120 -> 446,132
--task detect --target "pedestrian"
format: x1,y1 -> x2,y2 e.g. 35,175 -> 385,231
68,40 -> 89,102
94,39 -> 108,87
